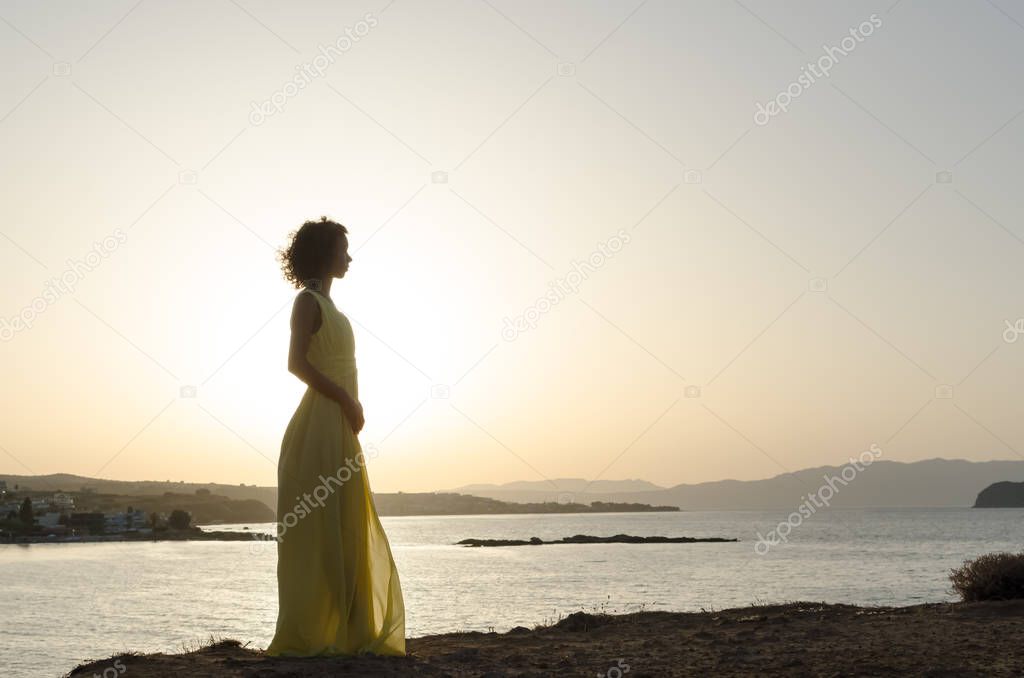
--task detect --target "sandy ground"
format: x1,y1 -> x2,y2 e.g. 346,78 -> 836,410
63,599 -> 1024,677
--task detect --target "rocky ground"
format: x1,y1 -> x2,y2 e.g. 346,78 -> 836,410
63,599 -> 1024,677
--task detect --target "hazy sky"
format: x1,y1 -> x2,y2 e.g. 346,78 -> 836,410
1,0 -> 1022,492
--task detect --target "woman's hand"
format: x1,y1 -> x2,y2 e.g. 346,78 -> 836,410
340,394 -> 365,434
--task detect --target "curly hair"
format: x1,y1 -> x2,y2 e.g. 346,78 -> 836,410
277,216 -> 348,289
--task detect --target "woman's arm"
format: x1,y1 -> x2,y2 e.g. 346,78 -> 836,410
287,293 -> 365,433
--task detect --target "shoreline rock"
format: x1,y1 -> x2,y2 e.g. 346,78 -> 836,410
456,533 -> 739,547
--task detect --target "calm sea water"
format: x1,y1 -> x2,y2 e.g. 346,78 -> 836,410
2,508 -> 1023,678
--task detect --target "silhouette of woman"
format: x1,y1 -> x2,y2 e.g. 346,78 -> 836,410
265,217 -> 405,656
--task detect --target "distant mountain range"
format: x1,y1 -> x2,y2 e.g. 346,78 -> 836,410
447,459 -> 1024,510
5,458 -> 1024,514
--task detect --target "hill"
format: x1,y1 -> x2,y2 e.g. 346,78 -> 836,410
974,481 -> 1024,508
454,478 -> 665,494
9,458 -> 1024,516
3,488 -> 275,525
371,493 -> 677,515
0,477 -> 674,520
0,473 -> 276,514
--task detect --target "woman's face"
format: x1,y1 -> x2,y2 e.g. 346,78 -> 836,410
331,233 -> 352,278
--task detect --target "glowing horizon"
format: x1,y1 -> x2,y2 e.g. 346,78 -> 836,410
1,1 -> 1022,493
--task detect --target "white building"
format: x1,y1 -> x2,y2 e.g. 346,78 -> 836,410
51,492 -> 74,510
103,510 -> 149,533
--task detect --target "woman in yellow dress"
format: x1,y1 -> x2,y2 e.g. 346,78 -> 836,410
265,216 -> 405,657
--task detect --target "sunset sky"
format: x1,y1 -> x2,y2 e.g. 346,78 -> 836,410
1,0 -> 1022,492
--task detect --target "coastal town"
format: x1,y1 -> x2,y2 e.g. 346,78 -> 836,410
0,479 -> 201,543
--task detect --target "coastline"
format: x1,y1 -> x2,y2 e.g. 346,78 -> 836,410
6,530 -> 734,546
2,528 -> 273,544
63,599 -> 1024,677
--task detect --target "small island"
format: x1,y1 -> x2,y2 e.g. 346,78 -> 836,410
457,533 -> 738,547
974,481 -> 1024,508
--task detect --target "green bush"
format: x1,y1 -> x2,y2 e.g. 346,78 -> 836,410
168,509 -> 192,530
950,552 -> 1024,602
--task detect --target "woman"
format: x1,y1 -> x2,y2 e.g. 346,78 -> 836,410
265,216 -> 405,657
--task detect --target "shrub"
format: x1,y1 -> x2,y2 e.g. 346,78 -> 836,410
168,509 -> 192,530
950,551 -> 1024,602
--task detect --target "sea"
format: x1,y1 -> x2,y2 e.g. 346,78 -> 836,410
2,508 -> 1023,677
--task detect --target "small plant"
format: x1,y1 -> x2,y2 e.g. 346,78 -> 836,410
535,609 -> 565,629
950,551 -> 1024,602
588,595 -> 612,615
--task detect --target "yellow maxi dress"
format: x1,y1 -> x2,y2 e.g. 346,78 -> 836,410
265,288 -> 405,657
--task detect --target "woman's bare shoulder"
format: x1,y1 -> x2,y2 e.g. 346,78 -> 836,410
291,289 -> 321,332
